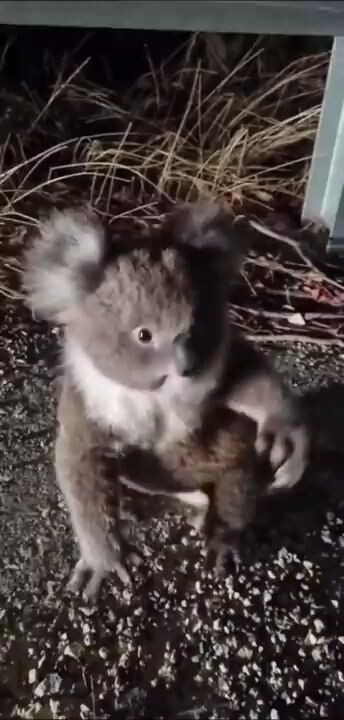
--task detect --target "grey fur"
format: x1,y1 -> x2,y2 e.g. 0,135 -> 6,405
23,201 -> 309,600
23,208 -> 106,322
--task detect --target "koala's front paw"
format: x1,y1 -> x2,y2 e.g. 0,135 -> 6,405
256,413 -> 309,491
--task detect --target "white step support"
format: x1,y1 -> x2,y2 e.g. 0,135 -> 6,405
302,37 -> 344,251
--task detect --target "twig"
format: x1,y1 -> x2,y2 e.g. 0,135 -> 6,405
248,217 -> 314,269
246,332 -> 344,347
248,217 -> 344,295
231,305 -> 344,321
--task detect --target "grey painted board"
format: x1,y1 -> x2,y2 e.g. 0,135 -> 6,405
0,1 -> 344,35
321,97 -> 344,233
302,37 -> 344,251
302,38 -> 344,226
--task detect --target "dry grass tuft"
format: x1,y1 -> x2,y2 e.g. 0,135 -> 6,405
1,34 -> 342,346
0,37 -> 328,225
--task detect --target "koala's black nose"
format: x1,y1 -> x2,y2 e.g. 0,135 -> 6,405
173,332 -> 199,377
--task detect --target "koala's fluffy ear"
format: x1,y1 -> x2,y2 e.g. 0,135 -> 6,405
164,200 -> 240,257
23,208 -> 106,323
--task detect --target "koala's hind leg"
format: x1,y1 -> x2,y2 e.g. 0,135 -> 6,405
55,434 -> 138,603
63,508 -> 135,602
204,467 -> 257,576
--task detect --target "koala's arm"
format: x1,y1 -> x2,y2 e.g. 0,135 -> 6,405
222,331 -> 309,490
103,445 -> 210,516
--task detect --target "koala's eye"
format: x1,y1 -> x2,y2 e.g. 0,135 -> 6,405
136,327 -> 152,344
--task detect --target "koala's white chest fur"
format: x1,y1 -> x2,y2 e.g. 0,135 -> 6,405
65,339 -> 213,449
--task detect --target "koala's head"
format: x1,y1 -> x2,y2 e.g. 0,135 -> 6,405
23,202 -> 240,392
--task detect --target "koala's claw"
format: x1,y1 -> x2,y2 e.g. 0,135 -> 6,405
82,570 -> 106,603
66,554 -> 134,603
113,561 -> 133,588
207,535 -> 241,578
188,508 -> 207,533
119,537 -> 144,567
66,557 -> 89,595
256,414 -> 308,491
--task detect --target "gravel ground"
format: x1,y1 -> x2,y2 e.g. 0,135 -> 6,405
1,302 -> 344,720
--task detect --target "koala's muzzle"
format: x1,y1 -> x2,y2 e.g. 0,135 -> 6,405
173,332 -> 201,377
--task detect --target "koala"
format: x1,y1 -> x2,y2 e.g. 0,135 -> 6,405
23,201 -> 308,600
